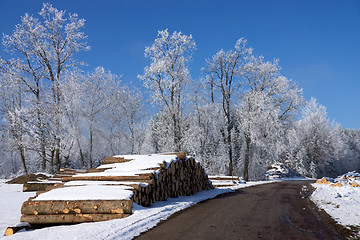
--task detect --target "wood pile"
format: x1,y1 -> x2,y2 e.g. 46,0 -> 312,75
208,176 -> 242,187
315,171 -> 360,187
22,168 -> 109,192
132,157 -> 213,206
19,152 -> 213,226
21,199 -> 132,224
315,177 -> 334,185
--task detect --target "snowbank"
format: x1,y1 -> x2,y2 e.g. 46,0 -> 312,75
311,183 -> 360,227
311,171 -> 360,237
0,180 -> 35,236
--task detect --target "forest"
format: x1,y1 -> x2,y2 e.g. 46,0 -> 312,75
0,4 -> 359,180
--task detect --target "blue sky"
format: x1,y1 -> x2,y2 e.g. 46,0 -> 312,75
0,0 -> 359,129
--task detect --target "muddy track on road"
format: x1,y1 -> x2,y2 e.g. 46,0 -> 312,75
136,181 -> 344,240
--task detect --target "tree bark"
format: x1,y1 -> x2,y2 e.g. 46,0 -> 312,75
243,136 -> 251,181
227,124 -> 233,176
49,149 -> 55,174
89,125 -> 93,168
19,145 -> 28,175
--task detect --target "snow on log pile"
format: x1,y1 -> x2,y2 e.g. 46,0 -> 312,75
315,171 -> 360,187
22,168 -> 107,192
20,153 -> 213,225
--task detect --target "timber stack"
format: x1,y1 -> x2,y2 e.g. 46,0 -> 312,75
19,152 -> 213,225
208,175 -> 242,187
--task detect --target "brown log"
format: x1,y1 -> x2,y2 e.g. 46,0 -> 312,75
60,168 -> 87,173
21,213 -> 131,224
53,174 -> 74,178
21,199 -> 133,215
103,157 -> 132,164
4,226 -> 31,236
86,168 -> 110,173
62,174 -> 153,182
23,182 -> 59,192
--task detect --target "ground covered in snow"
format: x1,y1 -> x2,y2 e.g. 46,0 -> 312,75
311,177 -> 360,238
0,180 -> 270,240
0,180 -> 35,237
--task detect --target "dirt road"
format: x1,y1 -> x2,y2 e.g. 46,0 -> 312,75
136,181 -> 343,240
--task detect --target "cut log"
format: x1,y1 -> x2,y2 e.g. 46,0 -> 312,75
22,199 -> 132,215
23,182 -> 59,192
4,226 -> 31,236
53,174 -> 74,178
21,213 -> 131,224
60,168 -> 87,173
86,168 -> 110,173
103,157 -> 132,164
62,175 -> 153,182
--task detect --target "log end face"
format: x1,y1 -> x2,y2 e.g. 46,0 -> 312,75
4,227 -> 14,236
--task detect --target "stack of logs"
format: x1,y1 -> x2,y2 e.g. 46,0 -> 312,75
18,153 -> 213,226
58,156 -> 213,207
131,157 -> 213,207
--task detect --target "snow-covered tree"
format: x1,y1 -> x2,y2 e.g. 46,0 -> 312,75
237,56 -> 303,180
81,67 -> 119,168
2,3 -> 89,171
289,98 -> 343,178
139,29 -> 196,152
0,64 -> 29,174
203,38 -> 252,176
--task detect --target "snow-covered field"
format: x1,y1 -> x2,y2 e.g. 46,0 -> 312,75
311,183 -> 360,236
0,180 -> 270,240
0,180 -> 35,237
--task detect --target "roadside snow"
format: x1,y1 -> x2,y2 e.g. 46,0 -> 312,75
310,183 -> 360,227
0,180 -> 270,240
0,180 -> 34,236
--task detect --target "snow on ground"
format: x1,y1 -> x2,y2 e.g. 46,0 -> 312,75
311,183 -> 360,230
0,180 -> 35,237
0,180 -> 270,240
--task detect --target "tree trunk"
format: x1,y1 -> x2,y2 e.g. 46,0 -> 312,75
19,145 -> 28,175
49,149 -> 55,174
243,136 -> 251,181
79,148 -> 85,169
89,125 -> 93,169
36,100 -> 47,172
55,145 -> 61,172
227,124 -> 233,176
173,114 -> 181,152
